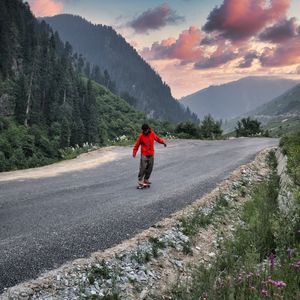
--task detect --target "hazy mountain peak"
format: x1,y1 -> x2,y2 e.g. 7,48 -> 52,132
181,76 -> 298,120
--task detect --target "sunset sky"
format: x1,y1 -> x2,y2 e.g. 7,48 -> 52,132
28,0 -> 300,98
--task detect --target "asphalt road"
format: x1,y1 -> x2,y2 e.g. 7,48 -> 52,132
0,138 -> 278,291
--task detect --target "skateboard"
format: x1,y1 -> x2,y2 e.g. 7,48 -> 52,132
137,183 -> 150,189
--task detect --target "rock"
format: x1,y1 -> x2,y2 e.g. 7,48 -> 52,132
6,287 -> 34,300
139,289 -> 148,299
174,260 -> 183,268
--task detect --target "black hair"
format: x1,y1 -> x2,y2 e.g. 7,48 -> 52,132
141,123 -> 150,131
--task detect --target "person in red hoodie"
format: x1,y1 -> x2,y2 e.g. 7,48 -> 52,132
133,124 -> 167,186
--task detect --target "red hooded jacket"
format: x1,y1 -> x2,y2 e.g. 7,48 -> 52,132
133,129 -> 165,157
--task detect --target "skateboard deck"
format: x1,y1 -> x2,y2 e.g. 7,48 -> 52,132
137,184 -> 150,189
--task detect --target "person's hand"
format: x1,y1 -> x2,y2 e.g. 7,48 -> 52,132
164,143 -> 167,147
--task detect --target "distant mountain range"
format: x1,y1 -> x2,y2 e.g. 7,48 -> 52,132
251,83 -> 300,117
222,83 -> 300,134
43,14 -> 197,123
180,76 -> 298,120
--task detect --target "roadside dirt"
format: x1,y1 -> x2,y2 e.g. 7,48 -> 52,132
0,147 -> 118,182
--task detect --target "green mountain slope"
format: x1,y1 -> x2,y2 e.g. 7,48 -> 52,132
222,84 -> 300,135
252,84 -> 300,116
0,0 -> 149,171
43,14 -> 198,123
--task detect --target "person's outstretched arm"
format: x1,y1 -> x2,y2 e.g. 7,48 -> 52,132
154,133 -> 167,146
133,135 -> 141,157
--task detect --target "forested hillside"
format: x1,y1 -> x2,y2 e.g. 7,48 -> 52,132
43,14 -> 198,123
252,84 -> 300,116
0,0 -> 147,171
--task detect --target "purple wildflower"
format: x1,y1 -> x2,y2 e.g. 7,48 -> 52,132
268,279 -> 287,288
261,288 -> 268,297
292,260 -> 300,269
269,253 -> 276,270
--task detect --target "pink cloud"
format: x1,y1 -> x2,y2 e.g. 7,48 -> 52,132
203,0 -> 290,42
259,18 -> 299,43
29,0 -> 64,17
128,3 -> 184,34
141,26 -> 204,64
260,37 -> 300,66
129,39 -> 140,49
195,44 -> 239,69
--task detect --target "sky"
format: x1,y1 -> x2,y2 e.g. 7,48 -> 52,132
28,0 -> 300,98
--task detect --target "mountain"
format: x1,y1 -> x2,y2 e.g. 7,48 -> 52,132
251,83 -> 300,116
222,83 -> 300,134
248,83 -> 300,136
0,0 -> 150,171
180,76 -> 298,120
43,14 -> 197,123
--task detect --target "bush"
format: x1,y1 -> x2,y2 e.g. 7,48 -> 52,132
235,117 -> 262,137
280,131 -> 300,185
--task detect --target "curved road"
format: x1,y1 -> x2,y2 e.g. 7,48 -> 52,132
0,138 -> 277,291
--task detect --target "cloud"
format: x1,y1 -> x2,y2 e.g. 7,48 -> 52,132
28,0 -> 64,17
259,17 -> 299,43
259,37 -> 300,67
129,39 -> 140,49
238,51 -> 258,68
195,45 -> 239,69
141,26 -> 204,63
128,3 -> 185,34
202,0 -> 290,42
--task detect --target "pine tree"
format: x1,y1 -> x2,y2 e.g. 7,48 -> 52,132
60,118 -> 71,148
15,74 -> 27,124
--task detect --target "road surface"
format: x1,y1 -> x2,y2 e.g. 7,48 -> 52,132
0,138 -> 277,291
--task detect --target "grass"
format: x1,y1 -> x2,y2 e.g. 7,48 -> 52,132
164,149 -> 300,299
280,131 -> 300,185
265,116 -> 300,137
88,259 -> 111,284
180,194 -> 230,237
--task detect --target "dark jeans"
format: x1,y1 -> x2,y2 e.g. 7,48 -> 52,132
138,155 -> 154,181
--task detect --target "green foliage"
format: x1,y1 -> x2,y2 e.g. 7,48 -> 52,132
265,116 -> 300,137
200,114 -> 223,139
167,152 -> 300,300
175,115 -> 223,139
87,293 -> 120,300
88,259 -> 111,282
280,131 -> 300,185
175,121 -> 200,138
235,117 -> 263,137
180,194 -> 229,237
0,117 -> 58,171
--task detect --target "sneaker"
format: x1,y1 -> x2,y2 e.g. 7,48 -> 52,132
138,180 -> 145,186
144,179 -> 151,185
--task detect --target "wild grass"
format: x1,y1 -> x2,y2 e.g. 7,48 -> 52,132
166,150 -> 300,299
180,194 -> 230,237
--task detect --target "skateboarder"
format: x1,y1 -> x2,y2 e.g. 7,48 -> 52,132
133,124 -> 167,187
